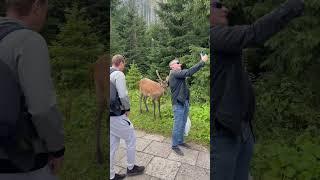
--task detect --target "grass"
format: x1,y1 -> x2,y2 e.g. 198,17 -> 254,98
57,89 -> 108,180
128,90 -> 210,147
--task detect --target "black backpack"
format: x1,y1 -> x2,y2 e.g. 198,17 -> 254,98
110,68 -> 122,116
0,23 -> 26,148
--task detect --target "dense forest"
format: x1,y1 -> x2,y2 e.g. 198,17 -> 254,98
111,0 -> 210,102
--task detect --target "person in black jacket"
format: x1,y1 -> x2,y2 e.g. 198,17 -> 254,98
169,54 -> 208,156
210,0 -> 304,179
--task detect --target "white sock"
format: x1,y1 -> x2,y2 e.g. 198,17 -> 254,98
128,165 -> 134,170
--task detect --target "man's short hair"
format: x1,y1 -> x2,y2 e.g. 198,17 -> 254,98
112,54 -> 125,66
169,58 -> 179,67
5,0 -> 47,16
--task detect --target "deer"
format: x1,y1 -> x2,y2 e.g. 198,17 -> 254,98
139,70 -> 168,119
92,54 -> 109,164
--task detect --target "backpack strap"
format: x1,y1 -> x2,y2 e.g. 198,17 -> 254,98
110,67 -> 119,75
0,22 -> 26,146
0,22 -> 25,41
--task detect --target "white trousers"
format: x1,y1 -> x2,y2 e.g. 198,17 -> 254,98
110,115 -> 136,179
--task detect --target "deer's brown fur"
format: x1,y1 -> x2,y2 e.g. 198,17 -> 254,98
93,54 -> 109,164
139,71 -> 168,119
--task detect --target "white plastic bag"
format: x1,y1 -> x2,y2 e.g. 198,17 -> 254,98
184,116 -> 191,136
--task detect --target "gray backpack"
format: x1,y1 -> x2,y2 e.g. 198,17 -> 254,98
0,23 -> 27,149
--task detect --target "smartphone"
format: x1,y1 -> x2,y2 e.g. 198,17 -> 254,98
200,51 -> 205,56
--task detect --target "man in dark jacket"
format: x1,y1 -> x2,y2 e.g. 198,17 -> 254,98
210,0 -> 304,179
169,54 -> 208,156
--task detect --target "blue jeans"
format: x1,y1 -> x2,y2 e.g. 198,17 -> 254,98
211,131 -> 254,180
171,101 -> 189,147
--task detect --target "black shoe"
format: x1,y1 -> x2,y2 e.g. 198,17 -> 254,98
127,165 -> 145,176
172,146 -> 184,156
110,173 -> 126,180
179,143 -> 192,149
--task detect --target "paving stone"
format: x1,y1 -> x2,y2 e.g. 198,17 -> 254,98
119,138 -> 153,152
168,147 -> 199,166
115,130 -> 211,180
114,165 -> 125,174
205,168 -> 210,176
188,142 -> 209,153
143,134 -> 165,142
149,176 -> 160,180
135,130 -> 147,138
196,151 -> 210,169
163,137 -> 172,144
143,141 -> 172,158
146,157 -> 181,180
136,138 -> 153,152
124,174 -> 160,180
116,151 -> 154,168
175,163 -> 209,180
114,147 -> 127,163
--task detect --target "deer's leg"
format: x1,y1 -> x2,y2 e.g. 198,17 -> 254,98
158,98 -> 161,119
144,96 -> 149,112
152,99 -> 156,119
96,104 -> 103,164
139,93 -> 143,113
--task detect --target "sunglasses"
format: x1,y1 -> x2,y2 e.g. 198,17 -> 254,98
211,2 -> 223,9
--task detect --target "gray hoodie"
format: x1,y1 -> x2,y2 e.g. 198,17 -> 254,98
110,67 -> 130,112
0,17 -> 64,170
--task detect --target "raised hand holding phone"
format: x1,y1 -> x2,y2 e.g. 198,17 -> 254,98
200,51 -> 208,62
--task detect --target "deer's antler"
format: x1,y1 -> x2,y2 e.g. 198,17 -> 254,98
156,70 -> 163,83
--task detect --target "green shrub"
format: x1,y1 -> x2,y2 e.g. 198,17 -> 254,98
252,130 -> 320,180
254,75 -> 320,140
126,63 -> 143,90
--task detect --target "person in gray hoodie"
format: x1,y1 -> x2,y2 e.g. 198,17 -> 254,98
211,0 -> 304,179
110,55 -> 145,180
0,0 -> 65,179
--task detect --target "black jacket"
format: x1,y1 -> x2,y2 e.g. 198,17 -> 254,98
169,61 -> 205,105
210,0 -> 304,137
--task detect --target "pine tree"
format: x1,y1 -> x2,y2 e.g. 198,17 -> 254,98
111,0 -> 149,73
126,63 -> 143,90
50,2 -> 104,92
49,3 -> 104,120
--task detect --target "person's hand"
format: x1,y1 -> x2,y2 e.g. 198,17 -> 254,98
201,54 -> 208,62
125,111 -> 130,117
48,156 -> 64,175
